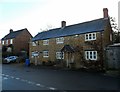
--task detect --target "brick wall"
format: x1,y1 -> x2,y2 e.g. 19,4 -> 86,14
30,31 -> 107,67
13,30 -> 32,55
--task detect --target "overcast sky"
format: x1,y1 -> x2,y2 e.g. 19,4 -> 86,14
0,0 -> 119,38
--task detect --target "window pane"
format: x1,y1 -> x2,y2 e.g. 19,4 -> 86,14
90,51 -> 92,59
85,51 -> 89,60
93,33 -> 96,39
89,34 -> 92,39
93,51 -> 97,59
86,34 -> 88,40
87,52 -> 89,59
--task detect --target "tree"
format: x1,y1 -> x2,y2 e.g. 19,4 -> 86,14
110,17 -> 120,43
40,24 -> 53,32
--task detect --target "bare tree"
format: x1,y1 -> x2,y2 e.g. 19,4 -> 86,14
110,17 -> 120,43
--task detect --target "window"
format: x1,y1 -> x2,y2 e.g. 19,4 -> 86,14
110,34 -> 112,41
43,51 -> 49,58
56,37 -> 64,44
10,39 -> 13,44
43,39 -> 49,45
56,52 -> 64,59
85,33 -> 96,41
86,34 -> 88,40
32,51 -> 39,57
6,40 -> 8,44
36,41 -> 39,45
32,42 -> 36,46
89,34 -> 92,39
93,34 -> 96,39
2,41 -> 4,45
85,51 -> 97,60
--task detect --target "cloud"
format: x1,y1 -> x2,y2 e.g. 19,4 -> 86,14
0,0 -> 119,38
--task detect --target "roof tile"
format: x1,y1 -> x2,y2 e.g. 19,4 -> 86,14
32,18 -> 108,41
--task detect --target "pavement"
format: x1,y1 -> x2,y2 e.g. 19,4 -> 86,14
13,62 -> 120,78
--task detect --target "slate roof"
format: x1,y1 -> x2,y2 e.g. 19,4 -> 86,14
32,18 -> 109,41
2,28 -> 28,40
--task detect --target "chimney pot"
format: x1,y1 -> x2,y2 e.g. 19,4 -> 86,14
10,29 -> 13,33
103,8 -> 108,18
61,21 -> 66,28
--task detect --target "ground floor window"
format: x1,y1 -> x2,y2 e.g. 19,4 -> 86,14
85,51 -> 97,60
56,52 -> 64,59
31,51 -> 39,58
43,51 -> 49,58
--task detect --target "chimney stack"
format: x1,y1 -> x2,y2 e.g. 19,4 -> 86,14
10,29 -> 13,33
103,8 -> 108,18
61,21 -> 66,28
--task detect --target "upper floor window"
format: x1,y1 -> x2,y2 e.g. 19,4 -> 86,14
56,37 -> 64,44
85,51 -> 97,60
43,51 -> 49,58
110,34 -> 112,41
6,40 -> 8,44
56,52 -> 64,59
32,42 -> 36,46
2,41 -> 4,45
85,33 -> 96,41
10,39 -> 13,44
43,39 -> 49,45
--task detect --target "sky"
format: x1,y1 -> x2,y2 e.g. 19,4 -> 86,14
0,0 -> 119,39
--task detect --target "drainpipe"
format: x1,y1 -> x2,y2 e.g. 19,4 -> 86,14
66,53 -> 69,68
35,56 -> 37,65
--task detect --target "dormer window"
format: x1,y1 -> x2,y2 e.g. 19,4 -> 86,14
85,33 -> 96,41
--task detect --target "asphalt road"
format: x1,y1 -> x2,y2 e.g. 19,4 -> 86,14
1,63 -> 120,91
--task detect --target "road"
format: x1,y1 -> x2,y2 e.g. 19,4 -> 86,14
2,63 -> 120,91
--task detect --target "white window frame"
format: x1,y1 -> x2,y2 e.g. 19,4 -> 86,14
2,41 -> 4,45
56,37 -> 64,44
56,52 -> 64,59
43,51 -> 49,58
6,40 -> 8,44
32,51 -> 39,57
32,42 -> 36,46
43,39 -> 49,45
10,39 -> 13,44
110,34 -> 112,41
85,33 -> 96,41
85,51 -> 97,60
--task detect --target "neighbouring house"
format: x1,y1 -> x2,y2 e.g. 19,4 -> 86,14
2,28 -> 32,56
29,8 -> 113,69
0,40 -> 1,51
105,43 -> 120,70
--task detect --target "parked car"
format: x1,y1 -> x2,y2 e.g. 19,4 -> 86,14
3,56 -> 18,64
